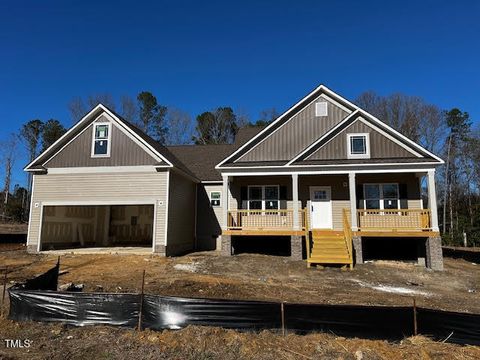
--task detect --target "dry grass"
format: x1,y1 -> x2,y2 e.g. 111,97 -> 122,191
0,315 -> 479,360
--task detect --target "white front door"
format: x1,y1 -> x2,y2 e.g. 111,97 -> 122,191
309,186 -> 333,229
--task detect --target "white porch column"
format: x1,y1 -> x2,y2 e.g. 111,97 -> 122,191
292,174 -> 299,230
348,172 -> 358,231
427,169 -> 439,231
222,175 -> 229,230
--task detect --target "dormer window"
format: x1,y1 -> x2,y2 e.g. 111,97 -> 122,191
347,133 -> 370,159
91,123 -> 111,157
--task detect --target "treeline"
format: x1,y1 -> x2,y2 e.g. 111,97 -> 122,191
0,90 -> 276,222
1,89 -> 478,248
68,91 -> 277,145
356,92 -> 480,246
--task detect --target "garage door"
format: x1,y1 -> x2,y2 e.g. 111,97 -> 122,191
40,205 -> 154,251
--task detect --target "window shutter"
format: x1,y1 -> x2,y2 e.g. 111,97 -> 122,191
356,184 -> 364,209
240,186 -> 247,209
399,184 -> 408,209
280,186 -> 288,210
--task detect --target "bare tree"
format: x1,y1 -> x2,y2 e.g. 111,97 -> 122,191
87,93 -> 116,110
165,107 -> 193,145
1,134 -> 18,207
68,93 -> 116,123
120,95 -> 138,123
68,97 -> 87,123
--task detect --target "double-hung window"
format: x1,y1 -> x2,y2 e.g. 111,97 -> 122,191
248,185 -> 279,211
347,133 -> 370,159
364,183 -> 399,210
91,123 -> 111,157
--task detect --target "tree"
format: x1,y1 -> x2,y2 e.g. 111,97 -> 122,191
120,95 -> 138,124
68,93 -> 116,123
165,107 -> 193,145
41,119 -> 67,152
68,97 -> 87,123
442,109 -> 472,235
192,107 -> 238,145
137,91 -> 168,143
20,119 -> 43,212
254,108 -> 279,127
356,91 -> 446,152
1,134 -> 18,208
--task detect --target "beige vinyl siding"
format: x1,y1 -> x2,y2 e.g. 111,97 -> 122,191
45,118 -> 160,168
308,118 -> 417,160
166,171 -> 196,255
27,171 -> 168,251
196,184 -> 223,250
236,96 -> 350,162
227,175 -> 349,230
225,174 -> 423,231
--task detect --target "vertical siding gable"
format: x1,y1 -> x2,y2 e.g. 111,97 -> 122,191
235,96 -> 350,162
306,118 -> 418,160
44,117 -> 162,167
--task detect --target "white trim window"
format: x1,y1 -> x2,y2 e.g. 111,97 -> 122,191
210,191 -> 221,207
347,133 -> 370,159
91,122 -> 112,157
247,185 -> 279,210
364,183 -> 399,210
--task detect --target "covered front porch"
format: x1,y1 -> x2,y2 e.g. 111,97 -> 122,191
219,170 -> 441,269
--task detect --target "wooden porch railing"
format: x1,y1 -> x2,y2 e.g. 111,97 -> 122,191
357,209 -> 432,231
227,209 -> 306,230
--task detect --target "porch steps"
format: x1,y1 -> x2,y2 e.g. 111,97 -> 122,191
307,230 -> 353,269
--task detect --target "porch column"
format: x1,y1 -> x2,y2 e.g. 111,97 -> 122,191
427,170 -> 439,231
222,175 -> 229,230
348,172 -> 358,231
292,174 -> 299,230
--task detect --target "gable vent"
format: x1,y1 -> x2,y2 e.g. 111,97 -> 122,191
315,102 -> 328,117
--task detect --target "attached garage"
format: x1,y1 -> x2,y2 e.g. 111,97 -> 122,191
39,204 -> 154,251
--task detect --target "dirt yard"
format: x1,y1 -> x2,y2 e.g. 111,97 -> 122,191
1,249 -> 479,313
1,249 -> 479,359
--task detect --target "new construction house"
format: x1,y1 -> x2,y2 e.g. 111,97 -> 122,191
24,85 -> 444,270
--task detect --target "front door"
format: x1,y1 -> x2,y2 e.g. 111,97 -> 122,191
309,186 -> 333,229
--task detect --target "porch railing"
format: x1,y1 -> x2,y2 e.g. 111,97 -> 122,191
227,209 -> 306,231
357,209 -> 432,231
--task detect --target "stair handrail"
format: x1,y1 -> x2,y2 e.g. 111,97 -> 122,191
304,207 -> 311,259
343,209 -> 353,260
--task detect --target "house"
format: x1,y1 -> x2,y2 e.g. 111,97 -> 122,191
25,85 -> 444,270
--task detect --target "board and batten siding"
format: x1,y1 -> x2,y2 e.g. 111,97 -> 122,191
236,96 -> 350,162
307,118 -> 416,160
166,171 -> 196,255
45,116 -> 161,168
27,171 -> 169,253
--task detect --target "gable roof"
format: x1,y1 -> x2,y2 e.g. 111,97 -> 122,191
216,85 -> 357,168
25,104 -> 197,179
216,85 -> 444,169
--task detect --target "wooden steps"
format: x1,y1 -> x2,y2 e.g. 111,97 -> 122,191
307,229 -> 353,269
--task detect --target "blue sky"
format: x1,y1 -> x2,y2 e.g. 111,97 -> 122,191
0,0 -> 479,186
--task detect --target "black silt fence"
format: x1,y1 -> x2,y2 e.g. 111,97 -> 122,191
7,264 -> 480,345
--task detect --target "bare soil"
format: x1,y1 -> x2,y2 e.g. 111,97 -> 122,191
1,250 -> 479,313
0,249 -> 479,359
